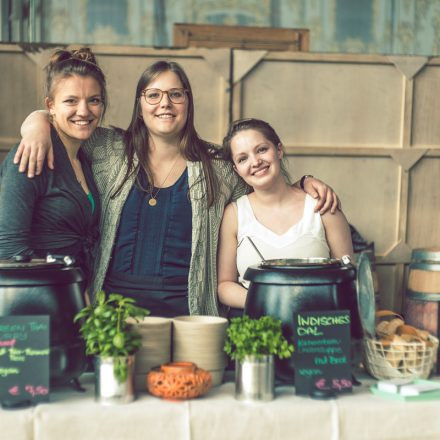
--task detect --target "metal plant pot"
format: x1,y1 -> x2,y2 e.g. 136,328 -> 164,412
95,355 -> 135,405
235,355 -> 274,401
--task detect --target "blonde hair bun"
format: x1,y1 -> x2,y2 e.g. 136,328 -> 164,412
48,47 -> 98,69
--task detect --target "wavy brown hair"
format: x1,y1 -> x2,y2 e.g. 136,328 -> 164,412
116,61 -> 218,206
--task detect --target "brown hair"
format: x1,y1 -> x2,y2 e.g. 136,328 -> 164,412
115,60 -> 218,206
45,47 -> 107,117
222,118 -> 291,183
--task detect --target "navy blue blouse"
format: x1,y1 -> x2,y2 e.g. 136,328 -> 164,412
108,168 -> 192,280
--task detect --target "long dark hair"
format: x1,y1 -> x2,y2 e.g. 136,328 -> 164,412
116,61 -> 218,206
45,47 -> 107,117
222,118 -> 291,183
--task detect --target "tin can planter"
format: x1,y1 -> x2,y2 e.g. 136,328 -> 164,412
95,355 -> 135,405
235,355 -> 274,401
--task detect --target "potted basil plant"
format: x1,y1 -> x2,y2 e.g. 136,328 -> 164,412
74,291 -> 149,404
224,315 -> 293,401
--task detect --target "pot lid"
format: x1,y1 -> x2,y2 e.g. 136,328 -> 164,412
356,252 -> 376,337
259,258 -> 341,269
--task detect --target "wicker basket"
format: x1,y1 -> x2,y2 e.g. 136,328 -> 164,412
363,335 -> 439,380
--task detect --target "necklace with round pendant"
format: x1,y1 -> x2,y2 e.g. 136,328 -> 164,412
147,154 -> 181,207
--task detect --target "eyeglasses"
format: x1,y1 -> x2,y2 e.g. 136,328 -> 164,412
141,88 -> 187,105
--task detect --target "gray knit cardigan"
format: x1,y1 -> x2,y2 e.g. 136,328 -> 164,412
83,128 -> 247,316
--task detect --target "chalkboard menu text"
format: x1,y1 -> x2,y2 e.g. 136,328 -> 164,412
0,316 -> 50,405
293,310 -> 352,395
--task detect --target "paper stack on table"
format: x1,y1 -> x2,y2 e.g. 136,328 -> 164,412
371,379 -> 440,401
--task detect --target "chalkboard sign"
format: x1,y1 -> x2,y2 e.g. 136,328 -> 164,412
293,310 -> 352,395
0,316 -> 50,405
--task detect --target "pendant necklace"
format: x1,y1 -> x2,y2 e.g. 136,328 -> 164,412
148,155 -> 181,207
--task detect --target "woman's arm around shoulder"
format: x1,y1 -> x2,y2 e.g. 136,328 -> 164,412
16,109 -> 122,176
211,158 -> 249,202
321,208 -> 354,261
16,110 -> 52,177
217,202 -> 248,309
297,175 -> 341,214
85,126 -> 125,162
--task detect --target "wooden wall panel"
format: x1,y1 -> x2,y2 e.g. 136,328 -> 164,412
407,157 -> 440,247
173,23 -> 309,51
412,63 -> 440,147
0,45 -> 42,153
241,61 -> 403,147
285,155 -> 400,256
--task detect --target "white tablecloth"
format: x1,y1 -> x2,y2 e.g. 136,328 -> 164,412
2,374 -> 440,440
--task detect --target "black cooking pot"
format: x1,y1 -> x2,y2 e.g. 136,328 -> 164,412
244,257 -> 363,382
0,257 -> 87,385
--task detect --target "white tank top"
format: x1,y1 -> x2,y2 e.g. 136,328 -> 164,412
236,194 -> 330,287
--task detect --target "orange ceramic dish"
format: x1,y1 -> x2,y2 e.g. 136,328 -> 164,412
147,362 -> 212,400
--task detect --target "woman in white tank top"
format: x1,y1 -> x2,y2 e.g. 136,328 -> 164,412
217,118 -> 354,309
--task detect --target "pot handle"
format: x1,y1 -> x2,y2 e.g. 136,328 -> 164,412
46,254 -> 76,266
341,255 -> 353,267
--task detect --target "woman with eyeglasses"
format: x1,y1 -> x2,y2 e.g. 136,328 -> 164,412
217,118 -> 353,310
0,48 -> 105,286
15,61 -> 339,317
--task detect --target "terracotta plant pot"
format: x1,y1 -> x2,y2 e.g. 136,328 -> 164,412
147,362 -> 212,400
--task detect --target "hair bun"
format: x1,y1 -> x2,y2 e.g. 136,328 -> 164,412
70,47 -> 97,65
48,47 -> 98,69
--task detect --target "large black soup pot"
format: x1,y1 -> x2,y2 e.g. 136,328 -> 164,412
0,258 -> 87,385
244,258 -> 363,383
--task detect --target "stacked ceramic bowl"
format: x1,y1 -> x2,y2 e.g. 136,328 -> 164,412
131,317 -> 172,391
172,316 -> 228,386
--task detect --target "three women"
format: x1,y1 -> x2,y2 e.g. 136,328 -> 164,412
14,60 -> 340,317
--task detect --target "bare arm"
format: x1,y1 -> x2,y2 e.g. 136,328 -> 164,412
321,209 -> 354,261
294,175 -> 341,215
15,110 -> 53,178
217,203 -> 248,309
